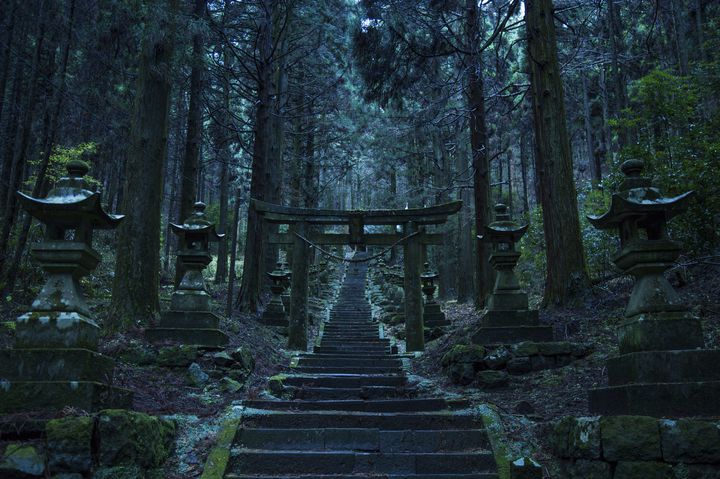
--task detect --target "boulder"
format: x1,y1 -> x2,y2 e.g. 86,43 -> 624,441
558,459 -> 611,479
187,362 -> 209,387
97,409 -> 175,469
601,416 -> 661,461
211,351 -> 235,367
484,348 -> 512,370
440,344 -> 487,385
0,443 -> 45,477
219,377 -> 243,394
660,419 -> 720,463
92,465 -> 144,479
507,357 -> 532,375
156,345 -> 198,367
549,416 -> 601,459
46,416 -> 94,473
512,341 -> 539,357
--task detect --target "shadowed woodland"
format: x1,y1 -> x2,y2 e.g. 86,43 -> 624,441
0,0 -> 719,478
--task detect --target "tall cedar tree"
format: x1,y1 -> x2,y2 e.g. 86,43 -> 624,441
109,0 -> 177,330
525,0 -> 589,305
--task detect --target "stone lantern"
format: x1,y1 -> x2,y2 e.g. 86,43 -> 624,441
0,159 -> 132,412
588,159 -> 719,416
281,260 -> 291,312
421,262 -> 449,330
261,262 -> 290,328
146,202 -> 229,348
472,204 -> 552,345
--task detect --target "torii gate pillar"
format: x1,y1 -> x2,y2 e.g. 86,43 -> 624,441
403,221 -> 425,351
288,221 -> 309,350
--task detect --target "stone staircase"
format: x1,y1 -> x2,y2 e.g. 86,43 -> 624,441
222,256 -> 499,478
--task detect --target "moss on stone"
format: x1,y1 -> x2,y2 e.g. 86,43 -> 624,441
97,409 -> 175,469
0,443 -> 46,477
46,415 -> 94,472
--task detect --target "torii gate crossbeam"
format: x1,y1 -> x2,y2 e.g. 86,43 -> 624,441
252,199 -> 462,352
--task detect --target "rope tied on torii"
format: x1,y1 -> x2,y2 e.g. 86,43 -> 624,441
292,230 -> 421,263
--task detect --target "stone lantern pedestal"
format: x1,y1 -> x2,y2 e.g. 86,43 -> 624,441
421,263 -> 449,329
0,160 -> 132,412
472,204 -> 553,345
588,160 -> 720,417
260,263 -> 290,328
146,202 -> 229,349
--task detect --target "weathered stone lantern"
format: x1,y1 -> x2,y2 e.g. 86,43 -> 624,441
588,159 -> 719,416
281,260 -> 291,312
261,262 -> 290,328
0,160 -> 132,412
472,204 -> 552,345
146,202 -> 229,348
421,262 -> 449,330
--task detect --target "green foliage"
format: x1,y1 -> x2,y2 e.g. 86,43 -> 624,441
25,142 -> 100,191
614,69 -> 720,251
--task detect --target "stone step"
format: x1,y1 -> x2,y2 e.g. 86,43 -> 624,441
284,374 -> 406,389
228,450 -> 497,475
291,386 -> 416,400
296,358 -> 402,368
237,428 -> 491,452
241,398 -> 467,412
293,366 -> 404,375
313,347 -> 391,355
243,411 -> 481,430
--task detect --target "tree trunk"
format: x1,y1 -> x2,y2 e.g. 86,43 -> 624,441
525,0 -> 589,306
109,0 -> 177,331
226,187 -> 241,317
466,0 -> 493,308
0,0 -> 19,124
0,0 -> 48,271
237,0 -> 273,313
1,0 -> 76,295
582,74 -> 601,187
519,130 -> 530,214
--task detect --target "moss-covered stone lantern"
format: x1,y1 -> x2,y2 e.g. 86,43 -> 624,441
420,262 -> 448,331
587,159 -> 719,417
146,202 -> 229,348
472,204 -> 552,345
0,159 -> 132,412
261,262 -> 290,329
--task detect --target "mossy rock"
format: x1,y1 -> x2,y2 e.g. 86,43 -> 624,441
230,347 -> 256,374
117,343 -> 157,366
156,345 -> 198,367
0,443 -> 45,477
441,344 -> 487,385
97,409 -> 175,469
46,416 -> 94,473
660,419 -> 720,463
614,461 -> 672,479
601,416 -> 661,461
268,374 -> 287,397
476,370 -> 509,389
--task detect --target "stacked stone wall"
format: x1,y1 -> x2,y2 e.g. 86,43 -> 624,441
550,415 -> 720,479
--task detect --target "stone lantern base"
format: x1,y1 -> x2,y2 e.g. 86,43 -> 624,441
589,315 -> 720,417
472,290 -> 553,345
0,314 -> 132,413
260,301 -> 288,328
423,302 -> 449,329
145,291 -> 229,349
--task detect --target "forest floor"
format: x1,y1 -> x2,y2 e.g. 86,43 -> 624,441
409,256 -> 720,476
1,256 -> 718,477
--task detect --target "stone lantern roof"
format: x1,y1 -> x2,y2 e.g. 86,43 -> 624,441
17,160 -> 123,230
483,204 -> 528,244
587,159 -> 694,230
170,201 -> 225,240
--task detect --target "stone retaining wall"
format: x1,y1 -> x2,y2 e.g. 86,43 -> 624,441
549,415 -> 720,479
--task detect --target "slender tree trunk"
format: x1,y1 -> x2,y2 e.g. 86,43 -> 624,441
226,187 -> 241,317
607,0 -> 629,148
0,0 -> 48,271
519,130 -> 530,214
0,0 -> 19,124
582,74 -> 601,187
466,0 -> 493,308
109,0 -> 177,330
178,0 -> 206,221
525,0 -> 589,306
237,0 -> 273,312
1,0 -> 76,295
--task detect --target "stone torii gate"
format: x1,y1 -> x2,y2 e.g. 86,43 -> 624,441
253,199 -> 462,352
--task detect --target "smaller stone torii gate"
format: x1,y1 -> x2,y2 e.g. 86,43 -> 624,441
253,199 -> 462,352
